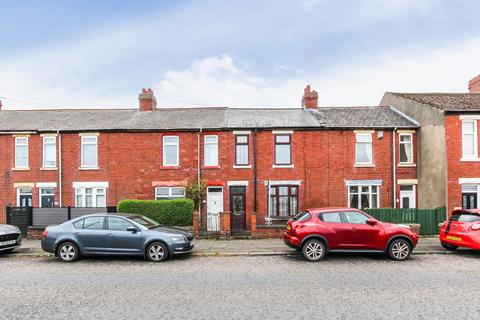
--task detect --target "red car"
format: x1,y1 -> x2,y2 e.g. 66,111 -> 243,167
284,208 -> 419,262
439,209 -> 480,250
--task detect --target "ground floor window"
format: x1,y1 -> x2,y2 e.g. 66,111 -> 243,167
155,187 -> 185,200
17,187 -> 33,207
75,187 -> 106,207
462,185 -> 478,209
348,185 -> 379,209
269,185 -> 298,217
39,188 -> 55,208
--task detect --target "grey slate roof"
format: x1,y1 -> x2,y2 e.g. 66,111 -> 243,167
388,92 -> 480,112
0,106 -> 417,132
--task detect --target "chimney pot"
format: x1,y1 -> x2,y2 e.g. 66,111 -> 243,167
302,84 -> 318,109
469,75 -> 480,93
139,88 -> 157,111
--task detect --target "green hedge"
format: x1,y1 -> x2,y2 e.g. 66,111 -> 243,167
117,198 -> 194,226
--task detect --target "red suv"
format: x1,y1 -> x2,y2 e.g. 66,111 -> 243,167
284,208 -> 418,262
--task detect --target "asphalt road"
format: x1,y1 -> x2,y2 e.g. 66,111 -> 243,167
1,252 -> 480,320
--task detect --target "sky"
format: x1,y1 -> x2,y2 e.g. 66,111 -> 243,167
0,0 -> 480,110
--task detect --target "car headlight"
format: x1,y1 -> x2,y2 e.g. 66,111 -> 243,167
396,224 -> 411,230
170,236 -> 186,243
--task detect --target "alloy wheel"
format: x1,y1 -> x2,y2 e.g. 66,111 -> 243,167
59,244 -> 76,261
149,244 -> 165,261
302,239 -> 326,262
391,241 -> 410,260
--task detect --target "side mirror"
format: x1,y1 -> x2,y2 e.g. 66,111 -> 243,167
366,219 -> 378,226
127,226 -> 138,233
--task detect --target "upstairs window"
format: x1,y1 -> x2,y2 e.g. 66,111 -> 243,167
462,120 -> 477,159
163,136 -> 179,166
204,135 -> 218,166
399,133 -> 413,164
81,135 -> 98,168
235,135 -> 249,166
355,133 -> 373,165
274,134 -> 291,165
43,136 -> 57,168
15,137 -> 29,168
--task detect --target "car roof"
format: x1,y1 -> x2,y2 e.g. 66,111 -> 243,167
73,213 -> 141,218
306,207 -> 362,213
451,209 -> 480,215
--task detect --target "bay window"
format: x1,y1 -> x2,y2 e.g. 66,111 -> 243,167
204,135 -> 218,166
163,136 -> 179,166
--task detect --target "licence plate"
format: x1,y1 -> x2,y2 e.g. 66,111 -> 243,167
446,235 -> 462,242
0,240 -> 16,246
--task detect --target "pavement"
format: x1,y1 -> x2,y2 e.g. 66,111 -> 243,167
2,254 -> 480,319
4,236 -> 471,258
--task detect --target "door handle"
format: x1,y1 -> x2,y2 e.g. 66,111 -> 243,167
350,227 -> 357,232
107,233 -> 113,237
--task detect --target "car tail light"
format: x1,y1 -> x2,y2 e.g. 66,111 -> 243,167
470,224 -> 480,231
42,229 -> 48,238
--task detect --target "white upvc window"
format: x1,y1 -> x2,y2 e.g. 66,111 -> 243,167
204,135 -> 218,166
348,185 -> 379,209
155,187 -> 185,200
399,133 -> 413,164
81,135 -> 98,168
462,120 -> 478,159
43,136 -> 57,167
75,187 -> 106,207
355,132 -> 373,165
15,137 -> 29,168
163,136 -> 179,166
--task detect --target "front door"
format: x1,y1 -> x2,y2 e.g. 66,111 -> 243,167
207,187 -> 223,232
17,187 -> 33,208
400,185 -> 416,209
462,193 -> 477,209
230,186 -> 246,234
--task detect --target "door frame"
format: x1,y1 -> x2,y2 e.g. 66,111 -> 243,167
206,186 -> 224,232
230,185 -> 246,232
399,185 -> 416,209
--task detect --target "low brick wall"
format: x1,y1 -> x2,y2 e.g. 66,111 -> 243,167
255,225 -> 285,239
27,226 -> 45,239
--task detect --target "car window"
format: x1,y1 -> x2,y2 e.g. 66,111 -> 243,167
73,219 -> 84,229
292,211 -> 310,222
80,217 -> 105,230
344,211 -> 368,224
320,212 -> 342,223
458,214 -> 480,222
108,217 -> 135,231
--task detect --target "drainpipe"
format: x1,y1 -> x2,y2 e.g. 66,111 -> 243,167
197,129 -> 202,222
57,130 -> 62,207
392,127 -> 397,208
253,128 -> 258,212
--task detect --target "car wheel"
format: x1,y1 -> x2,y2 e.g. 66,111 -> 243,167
388,239 -> 412,261
146,242 -> 168,262
302,239 -> 326,262
441,242 -> 458,251
57,242 -> 79,262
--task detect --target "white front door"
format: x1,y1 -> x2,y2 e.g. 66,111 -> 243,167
400,185 -> 416,209
207,187 -> 223,231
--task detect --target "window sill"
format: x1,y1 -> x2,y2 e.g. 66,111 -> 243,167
79,167 -> 99,171
233,165 -> 251,169
354,164 -> 375,168
398,163 -> 416,167
272,164 -> 294,168
160,166 -> 181,170
460,158 -> 480,162
202,166 -> 220,170
41,167 -> 58,171
12,167 -> 30,171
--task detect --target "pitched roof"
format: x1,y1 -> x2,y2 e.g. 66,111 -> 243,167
0,106 -> 417,132
388,92 -> 480,112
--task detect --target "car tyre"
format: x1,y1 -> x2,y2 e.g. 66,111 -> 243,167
302,239 -> 326,262
441,242 -> 458,251
388,239 -> 412,261
57,242 -> 79,262
146,242 -> 169,262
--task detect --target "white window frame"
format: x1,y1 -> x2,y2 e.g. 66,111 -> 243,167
399,133 -> 414,164
163,136 -> 179,166
43,136 -> 57,168
347,185 -> 379,209
462,120 -> 478,159
39,187 -> 55,207
15,137 -> 29,168
81,135 -> 98,168
75,187 -> 106,207
204,135 -> 218,167
154,186 -> 186,200
355,132 -> 373,165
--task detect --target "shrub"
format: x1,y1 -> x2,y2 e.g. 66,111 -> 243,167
117,198 -> 194,226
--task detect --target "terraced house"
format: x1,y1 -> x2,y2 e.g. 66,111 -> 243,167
0,86 -> 418,237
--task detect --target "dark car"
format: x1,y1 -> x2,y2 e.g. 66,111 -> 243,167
0,224 -> 22,254
284,208 -> 419,262
41,213 -> 194,262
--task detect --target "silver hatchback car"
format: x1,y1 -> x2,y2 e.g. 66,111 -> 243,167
41,213 -> 194,262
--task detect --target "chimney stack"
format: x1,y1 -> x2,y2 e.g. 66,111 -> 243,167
139,88 -> 157,111
469,75 -> 480,93
302,84 -> 318,109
